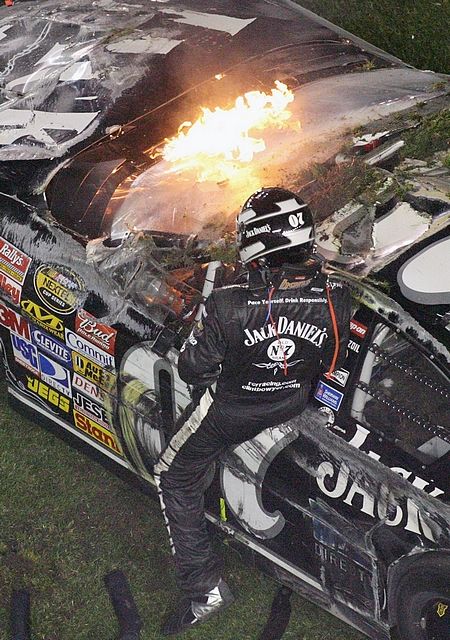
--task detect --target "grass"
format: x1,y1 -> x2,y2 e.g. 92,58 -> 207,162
294,0 -> 450,73
0,382 -> 365,640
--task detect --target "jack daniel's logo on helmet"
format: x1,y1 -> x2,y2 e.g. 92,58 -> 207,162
244,316 -> 327,347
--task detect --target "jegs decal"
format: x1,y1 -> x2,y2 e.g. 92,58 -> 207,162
26,376 -> 70,413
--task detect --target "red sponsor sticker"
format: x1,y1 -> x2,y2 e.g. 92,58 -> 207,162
350,319 -> 367,339
75,309 -> 116,355
0,301 -> 30,339
0,237 -> 31,284
0,272 -> 21,304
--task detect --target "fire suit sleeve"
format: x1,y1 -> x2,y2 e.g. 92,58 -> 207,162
322,281 -> 352,372
178,291 -> 228,386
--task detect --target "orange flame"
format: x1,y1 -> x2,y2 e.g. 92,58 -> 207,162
159,81 -> 297,182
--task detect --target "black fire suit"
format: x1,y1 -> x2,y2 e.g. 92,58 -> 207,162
154,266 -> 351,596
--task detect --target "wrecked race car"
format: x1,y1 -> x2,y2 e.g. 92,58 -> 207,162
0,1 -> 449,639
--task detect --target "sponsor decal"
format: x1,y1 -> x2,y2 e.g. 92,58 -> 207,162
0,237 -> 31,284
66,329 -> 115,369
350,319 -> 367,339
328,368 -> 349,388
34,264 -> 83,315
73,391 -> 109,427
254,338 -> 303,374
244,316 -> 327,348
245,223 -> 271,238
21,300 -> 64,340
73,410 -> 122,454
26,376 -> 70,413
437,603 -> 448,618
348,339 -> 360,354
314,380 -> 344,411
72,351 -> 115,391
0,272 -> 21,305
38,353 -> 72,397
10,334 -> 39,375
31,327 -> 71,366
72,371 -> 101,401
0,301 -> 30,339
75,309 -> 116,355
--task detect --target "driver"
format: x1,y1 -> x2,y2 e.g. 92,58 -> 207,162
154,188 -> 352,636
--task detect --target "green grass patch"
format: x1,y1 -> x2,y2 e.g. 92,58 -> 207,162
401,108 -> 450,160
294,1 -> 450,73
0,384 -> 364,640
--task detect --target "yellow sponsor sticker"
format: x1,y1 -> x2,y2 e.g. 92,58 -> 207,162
73,409 -> 122,455
437,603 -> 448,618
21,299 -> 64,340
26,376 -> 70,413
72,351 -> 115,392
34,265 -> 83,315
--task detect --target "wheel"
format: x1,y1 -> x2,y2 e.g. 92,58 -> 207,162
394,556 -> 450,640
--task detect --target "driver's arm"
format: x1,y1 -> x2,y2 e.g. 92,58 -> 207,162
178,291 -> 227,387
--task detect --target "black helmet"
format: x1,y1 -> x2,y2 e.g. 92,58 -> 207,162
236,187 -> 315,267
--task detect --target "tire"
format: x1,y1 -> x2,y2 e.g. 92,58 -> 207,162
394,556 -> 450,640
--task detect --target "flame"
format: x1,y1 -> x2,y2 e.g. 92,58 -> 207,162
159,81 -> 297,182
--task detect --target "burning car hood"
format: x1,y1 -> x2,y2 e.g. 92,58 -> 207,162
0,0 -> 447,164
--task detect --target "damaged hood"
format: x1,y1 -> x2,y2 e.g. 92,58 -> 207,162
0,0 -> 447,164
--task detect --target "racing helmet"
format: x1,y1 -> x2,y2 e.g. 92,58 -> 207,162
237,187 -> 315,267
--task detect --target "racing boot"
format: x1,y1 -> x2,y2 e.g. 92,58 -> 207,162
161,579 -> 234,636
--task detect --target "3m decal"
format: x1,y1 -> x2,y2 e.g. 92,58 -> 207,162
328,368 -> 349,388
0,272 -> 21,305
73,391 -> 109,427
31,327 -> 71,366
66,329 -> 115,369
350,319 -> 367,339
26,376 -> 70,413
348,339 -> 360,353
0,237 -> 31,284
73,410 -> 122,454
75,308 -> 116,354
314,381 -> 344,411
21,300 -> 64,340
34,265 -> 83,315
11,334 -> 39,375
38,353 -> 72,397
72,371 -> 101,401
72,351 -> 115,391
0,302 -> 30,339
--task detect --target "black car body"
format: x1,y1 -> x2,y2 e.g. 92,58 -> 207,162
0,2 -> 448,639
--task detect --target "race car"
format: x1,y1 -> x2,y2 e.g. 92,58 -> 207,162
0,1 -> 448,639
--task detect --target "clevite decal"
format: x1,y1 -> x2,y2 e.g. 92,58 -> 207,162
0,237 -> 31,285
31,327 -> 71,366
75,308 -> 116,355
34,264 -> 83,315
